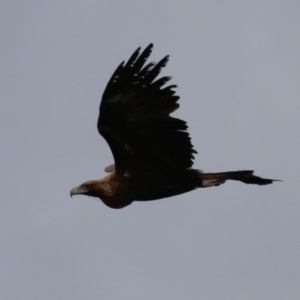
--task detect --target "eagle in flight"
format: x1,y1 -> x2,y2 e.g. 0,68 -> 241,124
70,44 -> 279,209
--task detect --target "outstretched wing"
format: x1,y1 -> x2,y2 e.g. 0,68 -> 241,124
97,44 -> 197,174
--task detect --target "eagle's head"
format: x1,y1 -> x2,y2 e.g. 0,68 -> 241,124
70,180 -> 103,198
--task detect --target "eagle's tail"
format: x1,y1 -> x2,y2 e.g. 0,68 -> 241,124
198,170 -> 281,187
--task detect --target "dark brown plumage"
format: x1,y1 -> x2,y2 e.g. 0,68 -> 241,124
70,44 -> 280,209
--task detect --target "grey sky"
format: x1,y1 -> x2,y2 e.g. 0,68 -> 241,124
1,1 -> 299,299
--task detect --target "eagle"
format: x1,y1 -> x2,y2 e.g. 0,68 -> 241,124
70,44 -> 279,209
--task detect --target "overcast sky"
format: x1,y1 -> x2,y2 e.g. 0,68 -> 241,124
1,1 -> 300,299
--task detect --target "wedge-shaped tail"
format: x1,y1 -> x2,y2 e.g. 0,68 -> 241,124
198,170 -> 281,187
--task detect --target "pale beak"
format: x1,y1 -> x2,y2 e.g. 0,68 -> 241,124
70,185 -> 87,198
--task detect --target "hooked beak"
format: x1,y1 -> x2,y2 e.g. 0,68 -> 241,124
70,185 -> 87,198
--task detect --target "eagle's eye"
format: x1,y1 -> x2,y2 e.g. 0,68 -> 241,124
83,183 -> 91,189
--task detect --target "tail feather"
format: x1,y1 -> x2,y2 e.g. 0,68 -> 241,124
198,170 -> 281,187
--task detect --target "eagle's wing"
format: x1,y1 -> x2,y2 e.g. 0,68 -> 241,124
97,44 -> 197,174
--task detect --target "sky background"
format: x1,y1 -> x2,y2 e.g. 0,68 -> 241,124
1,1 -> 300,299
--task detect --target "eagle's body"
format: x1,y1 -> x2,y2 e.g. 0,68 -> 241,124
71,169 -> 201,209
70,44 -> 279,209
